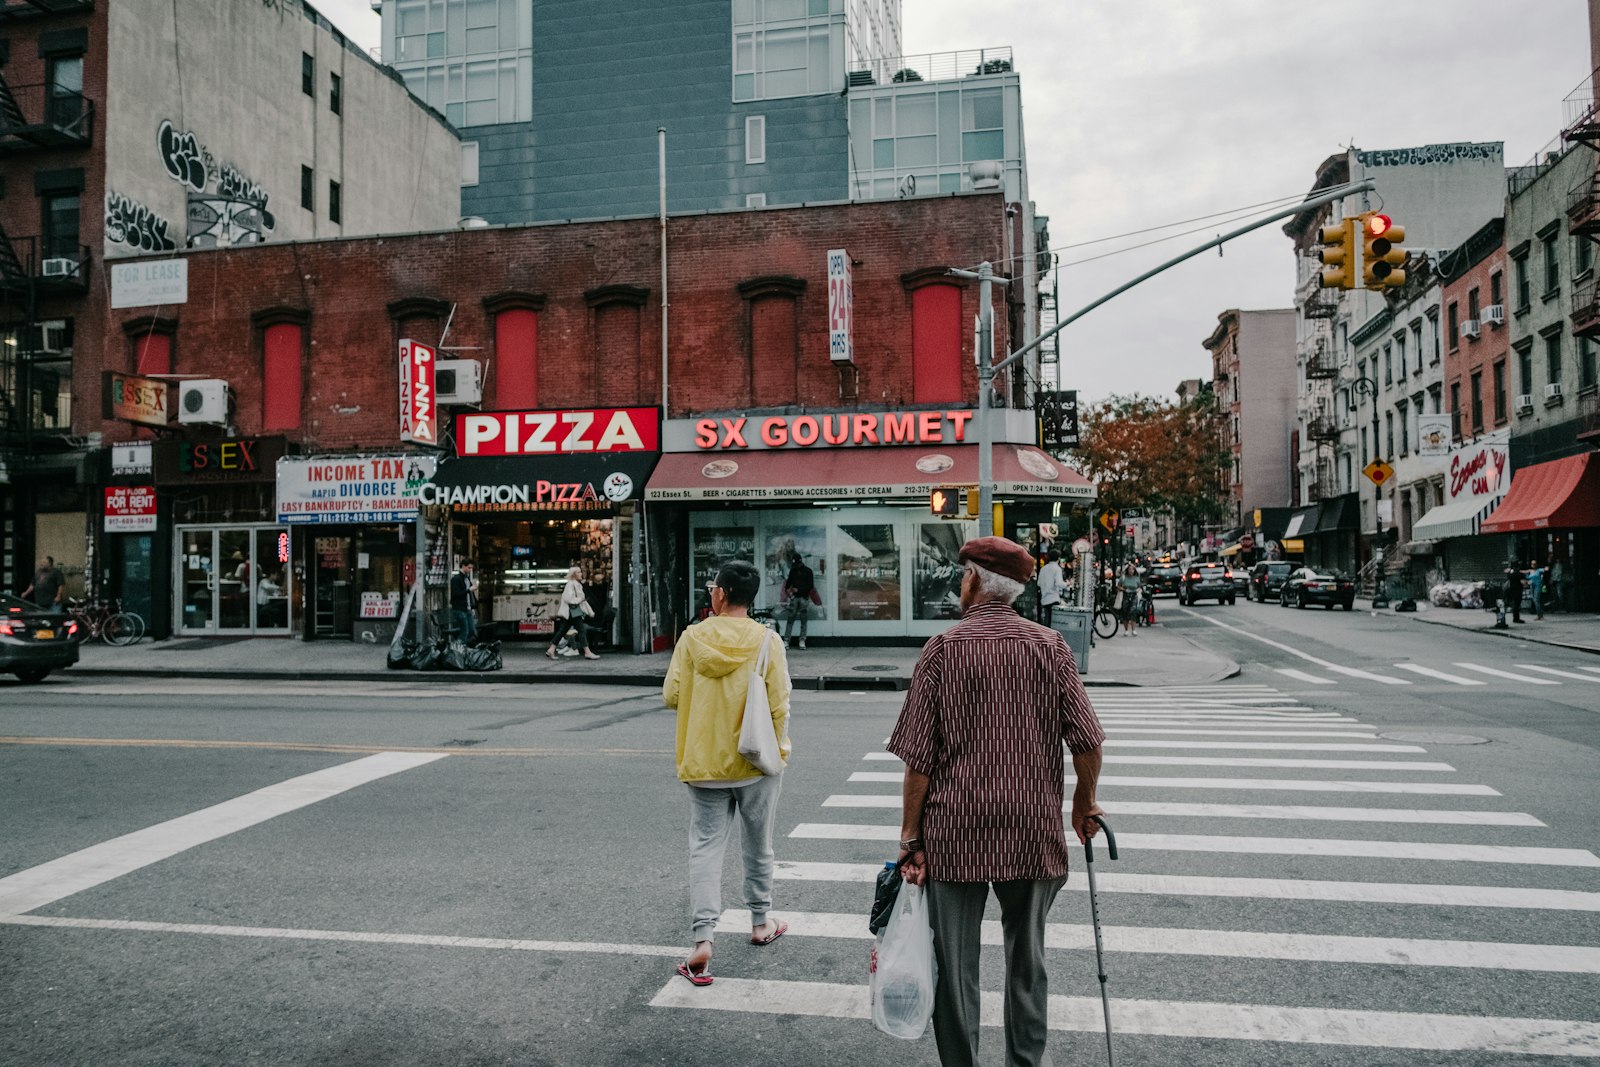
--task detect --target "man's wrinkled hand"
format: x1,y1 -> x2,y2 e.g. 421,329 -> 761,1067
898,849 -> 927,886
1071,801 -> 1106,845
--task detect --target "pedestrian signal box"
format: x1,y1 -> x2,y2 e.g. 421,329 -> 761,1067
930,488 -> 960,517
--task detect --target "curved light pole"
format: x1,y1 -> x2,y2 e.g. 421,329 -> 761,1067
1347,375 -> 1389,609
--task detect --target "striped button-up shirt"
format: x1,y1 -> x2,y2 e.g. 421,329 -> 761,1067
886,602 -> 1104,883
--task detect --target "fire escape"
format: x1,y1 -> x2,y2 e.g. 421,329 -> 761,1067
1564,67 -> 1600,342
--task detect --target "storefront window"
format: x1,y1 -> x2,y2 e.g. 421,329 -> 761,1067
693,526 -> 755,618
764,524 -> 827,618
914,521 -> 972,620
837,523 -> 901,621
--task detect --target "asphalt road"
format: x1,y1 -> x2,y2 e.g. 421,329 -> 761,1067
2,611 -> 1598,1066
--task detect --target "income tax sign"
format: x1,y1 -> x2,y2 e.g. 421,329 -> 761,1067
454,407 -> 660,457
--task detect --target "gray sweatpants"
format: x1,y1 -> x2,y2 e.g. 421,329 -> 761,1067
686,774 -> 783,943
927,876 -> 1067,1067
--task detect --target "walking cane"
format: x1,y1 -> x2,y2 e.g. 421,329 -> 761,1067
1082,814 -> 1118,1066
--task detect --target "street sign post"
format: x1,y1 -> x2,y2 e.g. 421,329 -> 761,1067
1364,459 -> 1395,486
1098,509 -> 1119,532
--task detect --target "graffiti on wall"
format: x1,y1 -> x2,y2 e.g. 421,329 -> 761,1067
158,120 -> 210,191
105,191 -> 179,253
155,119 -> 277,247
1355,143 -> 1503,168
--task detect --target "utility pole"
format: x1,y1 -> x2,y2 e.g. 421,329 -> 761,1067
1350,375 -> 1387,608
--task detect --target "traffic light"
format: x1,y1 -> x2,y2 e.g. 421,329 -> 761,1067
967,487 -> 979,518
930,488 -> 959,517
1317,217 -> 1356,290
1362,213 -> 1406,289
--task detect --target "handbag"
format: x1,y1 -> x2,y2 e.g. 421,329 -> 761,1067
737,632 -> 784,775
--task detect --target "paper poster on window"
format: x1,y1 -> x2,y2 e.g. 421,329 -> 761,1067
914,522 -> 973,621
692,526 -> 754,619
764,525 -> 827,618
837,524 -> 901,621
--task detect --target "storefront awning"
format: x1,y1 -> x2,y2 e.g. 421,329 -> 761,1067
1218,543 -> 1242,557
1411,494 -> 1505,540
644,444 -> 1096,503
1479,452 -> 1600,533
1314,493 -> 1360,533
1282,505 -> 1319,540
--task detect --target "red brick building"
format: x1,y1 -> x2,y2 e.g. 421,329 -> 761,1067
1440,219 -> 1508,442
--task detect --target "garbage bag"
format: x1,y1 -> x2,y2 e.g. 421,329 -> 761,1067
439,640 -> 470,671
869,882 -> 937,1040
869,861 -> 902,936
386,639 -> 416,670
462,642 -> 502,671
409,641 -> 443,671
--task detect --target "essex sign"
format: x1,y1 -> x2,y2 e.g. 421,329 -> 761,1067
398,339 -> 438,445
454,407 -> 660,457
102,371 -> 172,428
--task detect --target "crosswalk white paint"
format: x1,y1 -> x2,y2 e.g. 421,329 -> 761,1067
1518,664 -> 1600,682
1454,662 -> 1563,684
818,795 -> 1542,826
1093,719 -> 1370,728
848,770 -> 1501,796
788,823 -> 1600,867
1105,740 -> 1426,753
1392,663 -> 1489,685
770,860 -> 1600,912
1106,728 -> 1380,738
1274,668 -> 1339,684
712,910 -> 1600,973
650,977 -> 1600,1056
1325,664 -> 1413,685
863,752 -> 1457,771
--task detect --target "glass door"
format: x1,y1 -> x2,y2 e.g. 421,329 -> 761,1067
217,529 -> 252,629
177,525 -> 294,635
179,530 -> 217,634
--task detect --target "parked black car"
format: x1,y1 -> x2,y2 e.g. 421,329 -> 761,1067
1247,561 -> 1294,602
1179,561 -> 1235,605
1,593 -> 79,682
1145,561 -> 1183,595
1279,567 -> 1356,610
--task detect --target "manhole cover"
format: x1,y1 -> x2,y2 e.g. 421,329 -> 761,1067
852,664 -> 897,672
1378,731 -> 1490,745
441,738 -> 485,747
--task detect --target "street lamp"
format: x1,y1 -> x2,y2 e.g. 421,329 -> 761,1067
1347,375 -> 1389,609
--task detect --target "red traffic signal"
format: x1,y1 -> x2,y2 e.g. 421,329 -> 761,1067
1366,213 -> 1393,237
930,488 -> 959,517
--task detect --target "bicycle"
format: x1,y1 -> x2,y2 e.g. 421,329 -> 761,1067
1090,583 -> 1119,640
66,598 -> 145,646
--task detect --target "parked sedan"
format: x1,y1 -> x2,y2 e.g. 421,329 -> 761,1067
1179,561 -> 1235,605
1247,561 -> 1294,602
1,594 -> 79,682
1145,562 -> 1183,596
1279,568 -> 1356,610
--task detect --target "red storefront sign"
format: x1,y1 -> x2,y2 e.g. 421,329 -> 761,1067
454,406 -> 660,457
399,339 -> 437,444
693,409 -> 973,450
104,486 -> 158,532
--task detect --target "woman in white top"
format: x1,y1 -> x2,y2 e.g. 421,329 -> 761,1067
547,565 -> 599,660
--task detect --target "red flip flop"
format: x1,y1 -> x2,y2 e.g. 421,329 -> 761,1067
750,920 -> 789,946
676,961 -> 713,987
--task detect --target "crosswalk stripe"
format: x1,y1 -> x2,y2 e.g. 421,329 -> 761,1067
712,910 -> 1597,972
864,753 -> 1455,770
1582,666 -> 1600,676
1518,665 -> 1600,682
849,770 -> 1501,795
1094,719 -> 1369,728
1325,664 -> 1413,685
1393,663 -> 1489,685
788,823 -> 1599,867
1105,741 -> 1426,753
1454,662 -> 1563,684
1275,668 -> 1337,684
771,861 -> 1599,911
649,977 -> 1600,1055
819,796 -> 1541,826
1107,728 -> 1379,738
1091,709 -> 1351,717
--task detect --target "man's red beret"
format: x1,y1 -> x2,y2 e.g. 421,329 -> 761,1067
958,536 -> 1035,585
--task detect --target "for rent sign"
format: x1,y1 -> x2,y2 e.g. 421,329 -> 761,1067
104,486 -> 158,532
454,407 -> 660,457
399,339 -> 438,444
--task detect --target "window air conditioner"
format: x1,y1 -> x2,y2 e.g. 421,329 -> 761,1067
1481,304 -> 1505,326
1545,382 -> 1565,401
434,359 -> 483,405
40,257 -> 77,278
37,320 -> 68,354
1461,319 -> 1481,339
178,379 -> 231,425
1514,393 -> 1534,414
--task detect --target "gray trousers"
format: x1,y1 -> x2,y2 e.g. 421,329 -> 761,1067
927,876 -> 1067,1067
686,774 -> 783,943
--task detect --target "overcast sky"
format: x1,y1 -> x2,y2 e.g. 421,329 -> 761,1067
319,1 -> 1590,404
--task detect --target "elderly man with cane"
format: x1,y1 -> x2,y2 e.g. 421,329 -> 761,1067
888,536 -> 1107,1067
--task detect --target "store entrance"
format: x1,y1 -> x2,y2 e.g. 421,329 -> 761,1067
473,517 -> 617,644
176,525 -> 292,635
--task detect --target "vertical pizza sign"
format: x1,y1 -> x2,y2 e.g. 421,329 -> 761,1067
399,339 -> 437,444
827,248 -> 853,364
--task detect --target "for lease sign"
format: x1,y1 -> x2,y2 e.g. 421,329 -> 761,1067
399,339 -> 437,444
454,407 -> 660,457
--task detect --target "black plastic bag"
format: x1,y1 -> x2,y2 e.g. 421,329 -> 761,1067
387,638 -> 416,670
439,640 -> 470,671
463,641 -> 502,671
409,641 -> 443,671
869,860 -> 903,935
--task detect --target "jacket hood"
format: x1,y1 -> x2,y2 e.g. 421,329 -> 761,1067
682,616 -> 771,678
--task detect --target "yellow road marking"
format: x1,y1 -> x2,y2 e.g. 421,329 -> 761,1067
0,736 -> 671,757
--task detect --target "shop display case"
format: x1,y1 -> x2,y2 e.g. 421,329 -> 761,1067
491,565 -> 569,636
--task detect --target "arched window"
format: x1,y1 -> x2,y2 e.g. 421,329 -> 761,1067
483,292 -> 545,409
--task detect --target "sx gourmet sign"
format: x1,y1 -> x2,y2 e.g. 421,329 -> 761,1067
692,409 -> 974,450
455,407 -> 660,456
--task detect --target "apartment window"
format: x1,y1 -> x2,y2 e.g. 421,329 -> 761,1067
328,180 -> 341,224
1411,322 -> 1424,373
1543,231 -> 1560,295
1449,382 -> 1461,438
1357,359 -> 1366,384
745,115 -> 767,164
1385,412 -> 1394,458
491,305 -> 539,409
1342,455 -> 1352,492
1384,344 -> 1393,384
1468,287 -> 1479,323
732,0 -> 843,102
46,54 -> 84,129
40,190 -> 80,260
745,193 -> 768,208
300,166 -> 313,211
1398,399 -> 1410,455
1581,337 -> 1598,391
1513,253 -> 1531,309
910,282 -> 963,403
330,72 -> 342,115
1428,382 -> 1442,414
1545,331 -> 1563,384
392,0 -> 535,127
262,323 -> 304,432
1395,332 -> 1407,378
302,52 -> 314,96
1517,344 -> 1534,397
461,142 -> 479,186
1469,373 -> 1482,432
1579,235 -> 1596,277
1360,426 -> 1368,466
1447,303 -> 1459,350
1429,310 -> 1441,363
1490,270 -> 1502,307
1492,360 -> 1507,423
849,84 -> 1008,199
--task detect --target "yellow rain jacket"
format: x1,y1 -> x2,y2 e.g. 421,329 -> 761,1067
664,616 -> 792,782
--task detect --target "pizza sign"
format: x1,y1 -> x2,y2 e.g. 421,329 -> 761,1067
399,339 -> 437,444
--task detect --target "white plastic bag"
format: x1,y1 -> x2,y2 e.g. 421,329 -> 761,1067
869,881 -> 937,1039
737,633 -> 783,775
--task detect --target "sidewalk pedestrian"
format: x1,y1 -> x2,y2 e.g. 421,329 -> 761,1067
1118,562 -> 1141,635
1528,559 -> 1546,620
888,536 -> 1105,1067
20,556 -> 65,614
781,552 -> 815,649
547,565 -> 599,660
449,560 -> 478,643
664,560 -> 793,986
1551,558 -> 1571,612
1504,561 -> 1525,624
1036,549 -> 1064,625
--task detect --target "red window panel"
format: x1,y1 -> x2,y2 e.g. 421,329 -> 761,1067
493,309 -> 538,409
594,304 -> 638,404
262,323 -> 303,431
911,284 -> 963,404
750,295 -> 797,407
134,333 -> 172,375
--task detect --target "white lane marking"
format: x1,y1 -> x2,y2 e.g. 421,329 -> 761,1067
1325,664 -> 1413,685
1107,729 -> 1380,738
1,914 -> 685,958
819,795 -> 1542,826
1392,663 -> 1489,685
0,751 -> 445,917
848,771 -> 1500,795
772,861 -> 1600,911
1454,662 -> 1563,685
1518,665 -> 1600,682
1172,606 -> 1422,684
864,753 -> 1455,771
713,910 -> 1598,973
649,976 -> 1600,1055
1274,668 -> 1337,684
1091,709 -> 1352,717
1106,740 -> 1426,753
1093,719 -> 1370,728
1582,666 -> 1600,676
788,823 -> 1599,867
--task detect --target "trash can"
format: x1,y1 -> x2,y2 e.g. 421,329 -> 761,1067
1049,607 -> 1091,673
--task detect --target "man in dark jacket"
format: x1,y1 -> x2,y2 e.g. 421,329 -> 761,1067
1504,561 -> 1525,624
782,554 -> 815,650
450,560 -> 478,642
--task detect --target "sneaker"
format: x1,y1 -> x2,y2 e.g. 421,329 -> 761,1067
798,639 -> 807,649
559,646 -> 580,656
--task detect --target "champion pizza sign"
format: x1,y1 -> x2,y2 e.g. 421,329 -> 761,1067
399,339 -> 438,444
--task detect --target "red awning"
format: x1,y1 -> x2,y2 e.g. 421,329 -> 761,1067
1478,452 -> 1600,533
645,444 -> 1096,503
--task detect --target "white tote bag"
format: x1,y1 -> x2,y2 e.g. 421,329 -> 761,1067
737,632 -> 784,775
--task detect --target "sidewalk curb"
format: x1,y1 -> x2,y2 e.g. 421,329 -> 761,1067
1382,607 -> 1600,657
